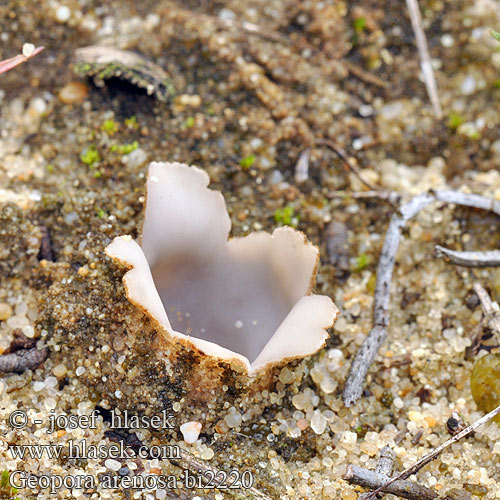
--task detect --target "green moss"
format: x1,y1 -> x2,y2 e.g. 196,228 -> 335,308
101,119 -> 119,135
125,116 -> 139,129
239,155 -> 256,170
352,253 -> 372,272
353,17 -> 366,33
447,112 -> 465,130
185,116 -> 195,128
274,205 -> 299,227
110,140 -> 139,155
0,470 -> 18,497
80,145 -> 101,166
470,353 -> 500,423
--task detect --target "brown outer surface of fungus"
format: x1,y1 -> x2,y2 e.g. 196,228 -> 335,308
105,162 -> 338,393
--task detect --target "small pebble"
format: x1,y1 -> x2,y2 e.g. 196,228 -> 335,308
118,466 -> 129,476
180,421 -> 202,443
0,303 -> 12,321
58,82 -> 88,104
22,325 -> 35,338
310,411 -> 327,435
55,5 -> 71,23
121,148 -> 147,168
22,43 -> 35,57
200,447 -> 214,460
33,381 -> 46,392
224,411 -> 242,428
52,363 -> 67,377
105,458 -> 122,471
441,34 -> 455,47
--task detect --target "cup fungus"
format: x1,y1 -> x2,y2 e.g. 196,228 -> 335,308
105,162 -> 338,382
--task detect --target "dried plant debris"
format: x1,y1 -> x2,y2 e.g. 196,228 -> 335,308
0,346 -> 48,374
74,45 -> 175,102
343,189 -> 500,407
434,246 -> 500,267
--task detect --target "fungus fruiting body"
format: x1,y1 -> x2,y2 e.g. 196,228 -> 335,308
105,162 -> 338,381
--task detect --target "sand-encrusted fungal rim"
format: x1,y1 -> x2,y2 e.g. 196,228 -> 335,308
105,162 -> 339,377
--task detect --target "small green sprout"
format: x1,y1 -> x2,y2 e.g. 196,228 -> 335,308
96,208 -> 106,218
239,155 -> 256,170
0,469 -> 18,496
125,115 -> 139,129
185,116 -> 195,128
352,253 -> 372,272
274,205 -> 299,228
110,140 -> 139,155
45,163 -> 55,173
447,112 -> 465,130
491,30 -> 500,43
1,470 -> 9,488
494,80 -> 500,89
80,145 -> 101,166
353,17 -> 367,33
101,119 -> 119,135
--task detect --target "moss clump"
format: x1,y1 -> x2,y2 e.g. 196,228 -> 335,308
101,118 -> 119,135
239,154 -> 255,170
80,144 -> 101,166
274,205 -> 298,227
470,353 -> 500,423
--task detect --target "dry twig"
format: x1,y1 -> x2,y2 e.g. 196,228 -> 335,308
0,347 -> 48,374
105,429 -> 273,500
316,138 -> 380,192
404,0 -> 443,118
362,403 -> 500,500
344,464 -> 438,500
0,45 -> 44,75
435,246 -> 500,267
472,282 -> 500,341
344,60 -> 389,88
358,446 -> 395,500
327,190 -> 402,205
343,189 -> 500,406
294,149 -> 310,183
174,449 -> 273,500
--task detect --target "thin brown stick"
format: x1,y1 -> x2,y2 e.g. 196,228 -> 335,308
327,190 -> 402,205
362,403 -> 500,500
344,61 -> 389,88
0,45 -> 44,75
473,282 -> 500,340
465,317 -> 486,359
404,0 -> 443,119
316,138 -> 380,191
173,449 -> 274,500
343,189 -> 500,406
344,464 -> 438,500
435,246 -> 500,267
343,192 -> 435,406
294,149 -> 310,183
0,347 -> 48,373
358,446 -> 395,500
106,429 -> 273,500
